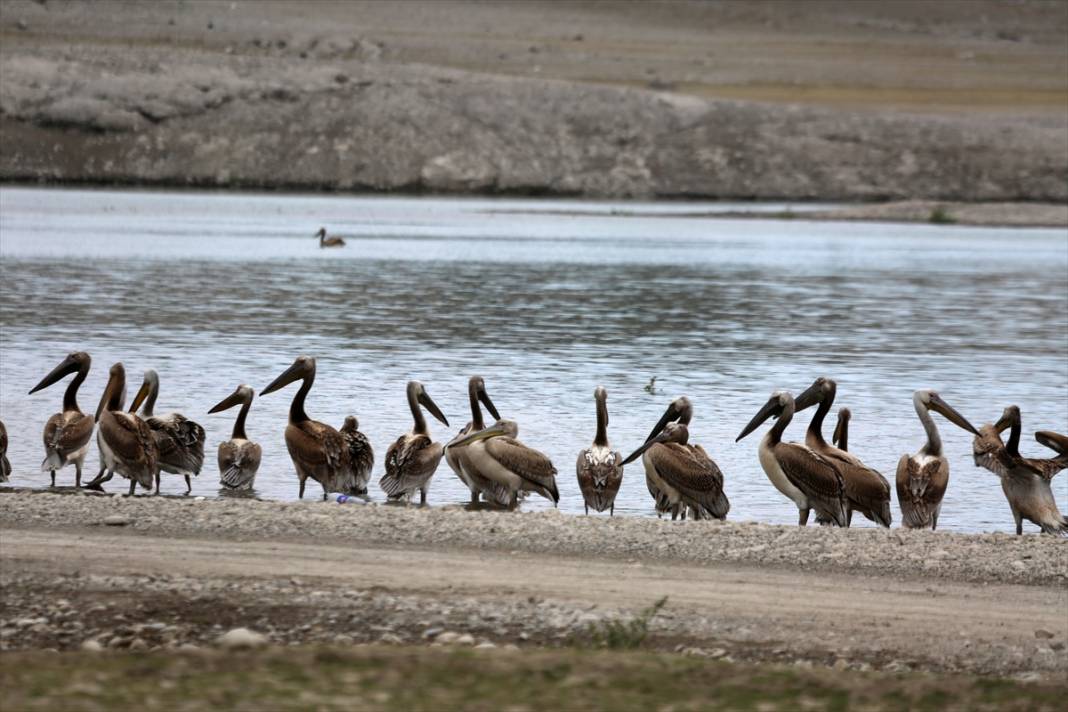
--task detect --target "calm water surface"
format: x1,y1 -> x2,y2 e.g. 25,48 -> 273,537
1,187 -> 1065,532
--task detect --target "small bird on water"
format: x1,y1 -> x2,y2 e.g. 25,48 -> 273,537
316,227 -> 345,248
644,377 -> 658,395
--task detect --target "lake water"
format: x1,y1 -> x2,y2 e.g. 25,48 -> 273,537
1,187 -> 1065,532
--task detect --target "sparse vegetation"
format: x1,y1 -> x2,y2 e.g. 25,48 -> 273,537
929,206 -> 957,224
575,597 -> 668,649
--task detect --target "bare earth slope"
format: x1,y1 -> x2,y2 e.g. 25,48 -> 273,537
1,0 -> 1066,201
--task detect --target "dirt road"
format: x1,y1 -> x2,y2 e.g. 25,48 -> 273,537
2,526 -> 1065,679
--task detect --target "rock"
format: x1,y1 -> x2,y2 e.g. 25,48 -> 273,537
378,633 -> 403,645
103,515 -> 131,526
80,639 -> 104,652
1011,560 -> 1027,571
435,631 -> 460,645
1050,642 -> 1065,652
708,648 -> 728,659
1034,629 -> 1055,639
177,643 -> 201,652
455,633 -> 475,646
833,658 -> 850,671
129,637 -> 148,651
216,628 -> 268,650
475,641 -> 496,649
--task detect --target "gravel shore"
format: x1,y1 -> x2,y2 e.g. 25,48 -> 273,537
2,490 -> 1064,586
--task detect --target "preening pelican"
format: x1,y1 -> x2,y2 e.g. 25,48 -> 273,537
340,416 -> 374,495
449,419 -> 558,508
832,408 -> 851,451
27,352 -> 94,487
380,381 -> 450,504
0,420 -> 10,482
130,370 -> 206,494
896,389 -> 978,530
576,386 -> 624,515
88,363 -> 158,495
444,376 -> 507,505
261,356 -> 358,500
625,396 -> 726,520
736,391 -> 848,526
316,227 -> 345,248
973,406 -> 1066,536
794,378 -> 891,527
208,385 -> 262,492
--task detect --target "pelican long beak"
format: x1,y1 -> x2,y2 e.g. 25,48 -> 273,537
929,394 -> 979,435
28,354 -> 79,395
793,380 -> 823,412
261,361 -> 305,396
644,401 -> 682,444
450,421 -> 508,448
736,397 -> 781,442
622,429 -> 671,466
129,377 -> 152,414
419,389 -> 449,427
209,387 -> 247,414
478,384 -> 501,422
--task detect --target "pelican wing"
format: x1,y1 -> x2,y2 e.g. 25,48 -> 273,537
972,424 -> 1012,478
286,421 -> 346,471
774,442 -> 846,524
896,454 -> 948,528
1021,457 -> 1068,482
576,449 -> 623,513
341,426 -> 374,491
42,410 -> 93,463
218,440 -> 261,490
647,443 -> 728,519
147,413 -> 206,475
100,411 -> 158,487
821,448 -> 891,526
486,437 -> 558,501
381,434 -> 442,497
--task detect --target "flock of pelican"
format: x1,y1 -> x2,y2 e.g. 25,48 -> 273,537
2,352 -> 1066,536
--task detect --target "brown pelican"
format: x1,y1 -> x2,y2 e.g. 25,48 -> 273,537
316,227 -> 345,248
340,416 -> 374,495
736,391 -> 848,526
27,352 -> 94,487
973,407 -> 1066,536
208,385 -> 262,492
130,370 -> 205,494
832,408 -> 851,451
896,389 -> 979,530
261,356 -> 358,500
380,381 -> 450,504
444,376 -> 506,505
576,386 -> 624,515
89,363 -> 158,495
448,419 -> 559,508
794,378 -> 891,527
0,420 -> 10,482
624,396 -> 727,521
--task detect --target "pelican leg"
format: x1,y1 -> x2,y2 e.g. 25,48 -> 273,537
84,466 -> 108,490
584,503 -> 589,515
322,482 -> 328,502
154,471 -> 161,495
509,492 -> 518,511
298,477 -> 306,500
610,504 -> 614,517
50,470 -> 56,487
1012,507 -> 1023,536
846,507 -> 854,527
420,488 -> 427,506
128,479 -> 136,496
184,476 -> 191,494
470,491 -> 479,505
798,508 -> 810,527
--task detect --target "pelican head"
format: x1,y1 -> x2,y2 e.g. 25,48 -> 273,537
29,351 -> 91,394
793,376 -> 836,411
643,396 -> 692,444
832,407 -> 851,447
316,227 -> 326,238
409,380 -> 449,428
736,390 -> 792,442
993,405 -> 1020,433
342,415 -> 359,431
914,389 -> 979,435
261,356 -> 316,396
129,369 -> 161,414
449,418 -> 519,448
469,376 -> 501,421
622,420 -> 689,465
209,384 -> 254,414
95,362 -> 127,422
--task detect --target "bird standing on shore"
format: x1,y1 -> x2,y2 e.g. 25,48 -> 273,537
736,391 -> 848,526
973,406 -> 1066,535
448,419 -> 558,508
896,389 -> 979,530
208,385 -> 262,492
316,227 -> 345,248
340,416 -> 374,496
130,370 -> 206,494
445,376 -> 509,505
88,362 -> 158,495
576,386 -> 624,515
28,352 -> 94,488
380,381 -> 450,504
0,420 -> 10,482
794,378 -> 891,527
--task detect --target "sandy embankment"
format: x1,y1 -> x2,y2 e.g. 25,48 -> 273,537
1,492 -> 1065,680
0,0 -> 1066,217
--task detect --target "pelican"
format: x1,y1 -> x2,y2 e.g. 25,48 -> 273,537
736,391 -> 848,526
794,378 -> 891,527
973,406 -> 1066,536
208,385 -> 262,492
130,370 -> 206,494
0,420 -> 10,482
27,352 -> 94,487
448,419 -> 558,508
88,363 -> 158,495
340,416 -> 374,495
896,389 -> 979,530
380,381 -> 450,504
316,227 -> 345,248
576,386 -> 624,515
832,408 -> 851,451
261,356 -> 357,500
624,396 -> 727,521
444,376 -> 506,505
